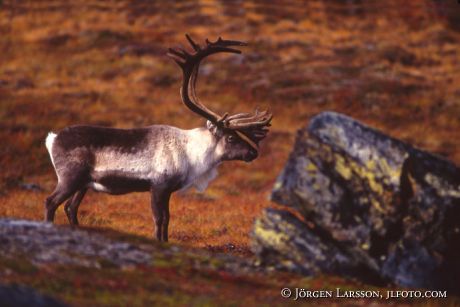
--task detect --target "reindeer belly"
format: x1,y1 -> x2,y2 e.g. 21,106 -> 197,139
89,171 -> 151,194
90,149 -> 155,194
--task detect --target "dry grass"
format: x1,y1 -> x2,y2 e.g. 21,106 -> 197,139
1,0 -> 460,256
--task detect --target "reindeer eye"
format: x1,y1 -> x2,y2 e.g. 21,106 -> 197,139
227,135 -> 236,143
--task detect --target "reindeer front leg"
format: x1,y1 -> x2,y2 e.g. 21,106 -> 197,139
150,186 -> 172,242
161,194 -> 171,242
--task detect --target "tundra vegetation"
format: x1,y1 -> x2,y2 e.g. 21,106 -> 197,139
0,0 -> 459,305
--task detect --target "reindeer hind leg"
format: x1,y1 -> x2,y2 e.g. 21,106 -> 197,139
45,164 -> 89,222
64,188 -> 87,226
45,183 -> 76,222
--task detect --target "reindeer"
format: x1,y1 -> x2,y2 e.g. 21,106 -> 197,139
44,34 -> 272,242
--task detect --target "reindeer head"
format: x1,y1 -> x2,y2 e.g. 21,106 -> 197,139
167,34 -> 272,162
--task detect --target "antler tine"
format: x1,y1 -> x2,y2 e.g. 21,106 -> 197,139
227,110 -> 273,129
225,109 -> 271,124
207,36 -> 248,48
167,47 -> 189,62
185,33 -> 201,51
226,112 -> 253,121
229,110 -> 271,124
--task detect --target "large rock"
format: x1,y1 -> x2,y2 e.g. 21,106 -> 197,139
253,112 -> 460,292
0,219 -> 152,268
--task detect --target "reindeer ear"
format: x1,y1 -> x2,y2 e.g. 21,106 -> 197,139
206,120 -> 219,136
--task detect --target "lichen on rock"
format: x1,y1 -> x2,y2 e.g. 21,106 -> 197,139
253,111 -> 460,292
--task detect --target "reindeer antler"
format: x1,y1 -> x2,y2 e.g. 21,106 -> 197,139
167,34 -> 246,124
167,34 -> 272,144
